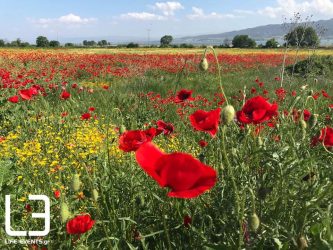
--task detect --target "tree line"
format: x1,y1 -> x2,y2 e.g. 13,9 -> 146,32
0,26 -> 320,49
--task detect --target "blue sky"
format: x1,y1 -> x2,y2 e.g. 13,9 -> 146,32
0,0 -> 332,43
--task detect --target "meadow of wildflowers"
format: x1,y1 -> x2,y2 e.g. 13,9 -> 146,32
0,48 -> 332,249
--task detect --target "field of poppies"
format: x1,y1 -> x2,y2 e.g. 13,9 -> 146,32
0,47 -> 333,250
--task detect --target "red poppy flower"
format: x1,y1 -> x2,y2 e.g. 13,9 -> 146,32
237,96 -> 278,124
175,89 -> 194,103
156,120 -> 174,135
66,214 -> 95,235
292,109 -> 311,122
119,129 -> 155,152
144,127 -> 158,140
19,88 -> 33,100
8,95 -> 19,103
88,107 -> 95,112
183,215 -> 192,228
81,113 -> 91,120
54,190 -> 61,199
189,108 -> 221,137
198,140 -> 208,148
311,127 -> 333,147
25,204 -> 32,213
135,142 -> 217,198
60,91 -> 71,100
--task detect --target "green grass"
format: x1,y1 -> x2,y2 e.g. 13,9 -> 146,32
0,55 -> 332,250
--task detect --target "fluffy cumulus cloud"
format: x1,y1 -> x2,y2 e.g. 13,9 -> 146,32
32,13 -> 96,28
187,7 -> 238,20
258,0 -> 333,18
118,1 -> 183,21
153,1 -> 184,16
120,12 -> 166,21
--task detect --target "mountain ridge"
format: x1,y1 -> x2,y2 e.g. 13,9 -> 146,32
176,18 -> 333,45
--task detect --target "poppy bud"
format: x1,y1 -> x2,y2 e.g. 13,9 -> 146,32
308,114 -> 318,129
119,125 -> 126,134
297,235 -> 308,250
308,90 -> 313,96
60,203 -> 71,223
199,57 -> 209,71
222,105 -> 235,125
314,78 -> 318,84
300,120 -> 307,130
92,189 -> 99,202
258,136 -> 263,146
71,174 -> 81,192
249,213 -> 260,232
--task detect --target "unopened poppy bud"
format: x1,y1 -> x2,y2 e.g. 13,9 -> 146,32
119,125 -> 126,134
308,90 -> 313,96
308,114 -> 318,129
71,174 -> 81,192
199,57 -> 209,71
258,136 -> 263,146
60,203 -> 71,223
92,189 -> 99,202
249,213 -> 260,232
300,120 -> 307,130
314,78 -> 318,84
222,105 -> 235,125
297,235 -> 308,250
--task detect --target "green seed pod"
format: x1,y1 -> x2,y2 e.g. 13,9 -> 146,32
92,189 -> 99,202
300,120 -> 307,130
199,57 -> 209,71
222,105 -> 235,125
119,125 -> 126,134
249,213 -> 260,232
258,136 -> 263,146
71,174 -> 81,192
308,114 -> 318,129
297,235 -> 308,250
60,202 -> 71,223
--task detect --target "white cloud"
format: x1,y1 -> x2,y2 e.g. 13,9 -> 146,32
32,13 -> 96,28
153,1 -> 184,16
120,12 -> 166,21
187,7 -> 239,20
234,9 -> 256,15
258,0 -> 333,18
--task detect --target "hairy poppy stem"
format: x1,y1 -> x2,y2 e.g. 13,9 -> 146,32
162,203 -> 172,250
221,126 -> 243,249
204,46 -> 230,105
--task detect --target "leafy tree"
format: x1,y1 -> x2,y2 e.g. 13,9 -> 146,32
98,40 -> 108,47
0,39 -> 5,47
160,35 -> 173,47
265,38 -> 279,48
232,35 -> 256,48
83,40 -> 96,46
126,42 -> 139,48
36,36 -> 49,47
284,26 -> 319,47
20,42 -> 30,47
65,43 -> 75,47
49,40 -> 60,47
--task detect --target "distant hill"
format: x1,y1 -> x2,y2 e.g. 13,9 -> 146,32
176,18 -> 333,45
